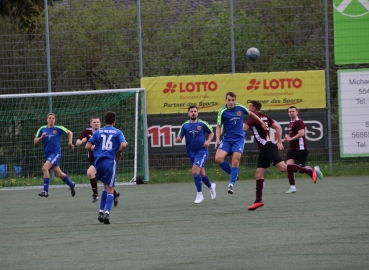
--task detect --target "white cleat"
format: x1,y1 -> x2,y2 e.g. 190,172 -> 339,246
210,183 -> 217,200
285,187 -> 297,194
194,193 -> 204,204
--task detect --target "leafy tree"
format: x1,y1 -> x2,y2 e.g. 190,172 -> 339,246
0,0 -> 46,32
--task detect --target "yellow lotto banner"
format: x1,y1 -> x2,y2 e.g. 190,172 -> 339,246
141,70 -> 326,114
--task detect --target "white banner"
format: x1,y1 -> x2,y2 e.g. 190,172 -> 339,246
338,69 -> 369,157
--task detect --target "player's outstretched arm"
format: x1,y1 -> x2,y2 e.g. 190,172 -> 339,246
176,136 -> 182,142
248,112 -> 266,130
243,123 -> 250,132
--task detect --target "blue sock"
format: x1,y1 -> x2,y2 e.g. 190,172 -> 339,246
43,178 -> 50,193
100,189 -> 107,211
194,174 -> 202,192
105,193 -> 114,213
219,161 -> 231,174
61,174 -> 74,188
202,175 -> 211,188
230,167 -> 239,185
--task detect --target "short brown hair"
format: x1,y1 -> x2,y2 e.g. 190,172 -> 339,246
225,92 -> 236,99
250,100 -> 262,111
90,116 -> 100,122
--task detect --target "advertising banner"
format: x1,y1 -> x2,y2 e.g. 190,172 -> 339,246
148,112 -> 326,154
142,71 -> 326,114
333,0 -> 369,65
338,69 -> 369,157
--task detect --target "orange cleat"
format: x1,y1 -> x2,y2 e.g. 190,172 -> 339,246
248,201 -> 264,211
311,168 -> 317,184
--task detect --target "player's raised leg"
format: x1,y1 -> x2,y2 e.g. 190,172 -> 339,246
215,147 -> 235,194
87,165 -> 99,202
113,189 -> 120,207
53,166 -> 76,197
286,164 -> 323,184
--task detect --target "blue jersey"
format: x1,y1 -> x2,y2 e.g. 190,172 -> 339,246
178,119 -> 213,157
217,103 -> 249,141
88,126 -> 126,165
35,125 -> 68,157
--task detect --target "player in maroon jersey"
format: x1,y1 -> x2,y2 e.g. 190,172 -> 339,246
76,117 -> 120,205
283,106 -> 308,194
244,101 -> 323,211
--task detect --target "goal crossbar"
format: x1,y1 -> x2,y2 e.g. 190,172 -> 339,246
0,88 -> 145,99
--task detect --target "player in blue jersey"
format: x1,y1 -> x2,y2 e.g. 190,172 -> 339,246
176,106 -> 216,204
214,92 -> 266,194
76,116 -> 120,205
34,113 -> 76,198
86,111 -> 127,224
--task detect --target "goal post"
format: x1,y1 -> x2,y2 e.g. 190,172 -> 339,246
0,89 -> 149,189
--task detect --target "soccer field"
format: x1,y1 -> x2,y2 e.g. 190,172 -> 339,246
1,176 -> 368,270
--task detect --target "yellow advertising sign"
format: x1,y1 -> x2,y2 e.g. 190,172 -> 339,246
142,71 -> 326,114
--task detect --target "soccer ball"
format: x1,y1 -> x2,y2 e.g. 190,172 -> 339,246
246,47 -> 260,61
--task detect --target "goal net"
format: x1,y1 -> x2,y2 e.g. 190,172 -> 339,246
0,89 -> 148,189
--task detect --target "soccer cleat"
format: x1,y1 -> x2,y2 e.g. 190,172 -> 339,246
285,188 -> 297,194
103,213 -> 110,224
194,194 -> 204,204
311,166 -> 323,184
210,183 -> 216,200
92,194 -> 99,203
70,182 -> 76,197
311,168 -> 317,183
248,201 -> 264,211
314,166 -> 323,180
98,212 -> 104,223
38,191 -> 49,197
227,184 -> 234,194
114,191 -> 120,207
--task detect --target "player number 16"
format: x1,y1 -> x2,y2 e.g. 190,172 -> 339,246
101,134 -> 113,150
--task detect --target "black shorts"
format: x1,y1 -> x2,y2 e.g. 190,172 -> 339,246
257,141 -> 284,168
286,149 -> 308,166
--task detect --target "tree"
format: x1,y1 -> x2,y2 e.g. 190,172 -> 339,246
0,0 -> 46,32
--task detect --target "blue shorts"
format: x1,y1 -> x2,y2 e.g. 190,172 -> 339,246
189,152 -> 208,168
217,139 -> 245,154
46,153 -> 61,168
95,158 -> 116,187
